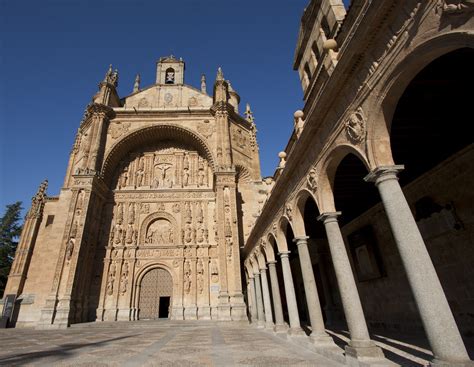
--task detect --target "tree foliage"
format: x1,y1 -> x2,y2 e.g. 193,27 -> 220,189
0,202 -> 23,298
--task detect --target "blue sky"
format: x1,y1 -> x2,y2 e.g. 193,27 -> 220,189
0,0 -> 348,216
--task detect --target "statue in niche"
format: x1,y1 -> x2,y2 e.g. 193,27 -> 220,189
120,262 -> 129,295
119,166 -> 129,189
196,203 -> 204,223
196,223 -> 204,243
197,157 -> 206,187
184,224 -> 193,244
224,218 -> 232,238
185,202 -> 192,224
183,167 -> 190,187
114,223 -> 123,246
76,190 -> 85,211
184,261 -> 191,294
226,237 -> 233,259
135,157 -> 145,187
204,228 -> 209,243
125,224 -> 134,244
183,154 -> 190,170
128,203 -> 135,224
197,259 -> 204,294
66,239 -> 75,261
107,263 -> 116,296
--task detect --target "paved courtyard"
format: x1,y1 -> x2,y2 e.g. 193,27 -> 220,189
0,321 -> 343,367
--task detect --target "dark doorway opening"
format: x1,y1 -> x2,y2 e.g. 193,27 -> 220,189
159,297 -> 170,318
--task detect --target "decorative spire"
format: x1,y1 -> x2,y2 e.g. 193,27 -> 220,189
133,73 -> 141,93
216,67 -> 224,81
244,103 -> 254,123
27,180 -> 48,219
103,64 -> 119,87
201,74 -> 207,94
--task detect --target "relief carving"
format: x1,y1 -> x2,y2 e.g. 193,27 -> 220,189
345,107 -> 366,144
115,144 -> 210,190
184,260 -> 192,294
109,122 -> 131,139
106,263 -> 116,296
197,259 -> 204,294
197,120 -> 215,138
145,218 -> 175,245
306,168 -> 318,193
120,262 -> 129,295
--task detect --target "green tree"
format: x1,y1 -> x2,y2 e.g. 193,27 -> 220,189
0,202 -> 23,298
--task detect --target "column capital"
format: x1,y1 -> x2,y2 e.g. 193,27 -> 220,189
267,260 -> 277,266
293,236 -> 309,245
259,267 -> 268,272
364,165 -> 404,185
254,272 -> 261,278
278,251 -> 290,259
317,211 -> 341,223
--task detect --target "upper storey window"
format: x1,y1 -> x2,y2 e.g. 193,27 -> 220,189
165,68 -> 175,84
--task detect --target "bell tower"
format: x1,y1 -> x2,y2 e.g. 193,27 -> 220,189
156,55 -> 185,85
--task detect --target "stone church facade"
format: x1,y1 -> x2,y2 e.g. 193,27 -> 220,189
4,56 -> 265,328
3,0 -> 474,366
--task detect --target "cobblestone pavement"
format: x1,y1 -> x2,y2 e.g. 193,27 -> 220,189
0,321 -> 344,367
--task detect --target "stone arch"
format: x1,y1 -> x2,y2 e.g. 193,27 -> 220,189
244,260 -> 254,279
275,216 -> 293,252
255,249 -> 267,270
262,236 -> 276,262
317,143 -> 370,213
102,124 -> 216,187
133,263 -> 175,318
139,211 -> 178,245
249,256 -> 260,275
292,188 -> 318,238
367,32 -> 474,166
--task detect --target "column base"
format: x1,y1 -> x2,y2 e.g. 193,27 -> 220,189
430,359 -> 474,367
310,332 -> 338,348
345,341 -> 387,366
116,308 -> 130,321
257,320 -> 265,328
171,307 -> 184,320
288,327 -> 306,337
230,303 -> 248,321
197,306 -> 211,320
184,306 -> 197,320
273,323 -> 289,333
264,321 -> 274,330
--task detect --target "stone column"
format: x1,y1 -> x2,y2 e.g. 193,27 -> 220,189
318,212 -> 383,359
267,261 -> 287,332
254,272 -> 265,327
365,166 -> 471,365
294,237 -> 335,346
247,275 -> 258,323
260,267 -> 274,329
279,251 -> 304,335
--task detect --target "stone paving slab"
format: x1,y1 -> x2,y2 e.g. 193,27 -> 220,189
0,321 -> 343,366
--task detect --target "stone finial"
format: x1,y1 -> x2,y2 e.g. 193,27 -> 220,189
323,39 -> 338,51
216,67 -> 224,81
245,103 -> 254,123
133,74 -> 141,93
294,110 -> 305,138
27,179 -> 48,219
103,64 -> 119,87
201,74 -> 207,94
278,151 -> 287,169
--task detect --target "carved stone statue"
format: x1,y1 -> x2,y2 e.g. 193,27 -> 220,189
197,259 -> 204,294
184,261 -> 192,294
66,239 -> 74,261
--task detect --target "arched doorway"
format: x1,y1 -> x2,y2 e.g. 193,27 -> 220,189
139,268 -> 173,320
